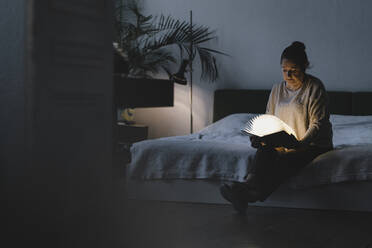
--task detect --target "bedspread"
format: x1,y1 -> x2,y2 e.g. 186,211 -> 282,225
129,114 -> 372,188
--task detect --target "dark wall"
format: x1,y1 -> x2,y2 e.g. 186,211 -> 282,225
0,1 -> 26,164
1,0 -> 29,245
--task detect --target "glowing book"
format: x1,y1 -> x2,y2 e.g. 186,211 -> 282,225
242,114 -> 298,148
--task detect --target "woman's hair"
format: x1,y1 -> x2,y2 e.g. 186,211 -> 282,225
280,41 -> 310,72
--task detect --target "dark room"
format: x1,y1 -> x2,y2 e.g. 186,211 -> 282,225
3,0 -> 372,247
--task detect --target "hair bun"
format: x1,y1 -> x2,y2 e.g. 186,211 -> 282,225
291,41 -> 306,51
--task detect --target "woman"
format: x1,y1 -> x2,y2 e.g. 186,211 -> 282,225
220,41 -> 333,214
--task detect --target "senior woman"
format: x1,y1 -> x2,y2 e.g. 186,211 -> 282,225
220,41 -> 333,214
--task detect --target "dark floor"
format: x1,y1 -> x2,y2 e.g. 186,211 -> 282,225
123,200 -> 372,248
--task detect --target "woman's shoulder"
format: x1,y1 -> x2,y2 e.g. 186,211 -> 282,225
304,74 -> 326,92
306,74 -> 325,87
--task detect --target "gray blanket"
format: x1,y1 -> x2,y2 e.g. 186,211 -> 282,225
129,114 -> 372,188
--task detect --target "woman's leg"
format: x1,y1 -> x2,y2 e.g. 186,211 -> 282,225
239,146 -> 280,201
221,145 -> 329,213
240,146 -> 328,202
219,147 -> 278,214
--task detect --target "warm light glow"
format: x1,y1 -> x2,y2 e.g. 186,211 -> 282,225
243,114 -> 297,138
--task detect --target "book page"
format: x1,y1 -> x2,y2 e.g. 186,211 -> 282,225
242,114 -> 297,139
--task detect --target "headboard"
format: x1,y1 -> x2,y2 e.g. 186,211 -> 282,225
213,89 -> 372,122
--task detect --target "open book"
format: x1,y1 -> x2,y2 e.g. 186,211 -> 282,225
242,114 -> 298,148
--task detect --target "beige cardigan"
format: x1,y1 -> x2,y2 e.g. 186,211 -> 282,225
266,74 -> 333,149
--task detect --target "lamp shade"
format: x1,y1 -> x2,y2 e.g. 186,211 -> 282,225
114,75 -> 174,108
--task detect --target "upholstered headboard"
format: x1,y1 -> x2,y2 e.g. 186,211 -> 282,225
213,89 -> 372,122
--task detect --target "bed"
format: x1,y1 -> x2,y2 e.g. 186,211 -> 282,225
126,89 -> 372,212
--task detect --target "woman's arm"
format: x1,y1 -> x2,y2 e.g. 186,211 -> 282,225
265,85 -> 277,115
299,82 -> 330,147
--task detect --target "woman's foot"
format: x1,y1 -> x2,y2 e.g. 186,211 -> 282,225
232,182 -> 262,203
219,183 -> 248,215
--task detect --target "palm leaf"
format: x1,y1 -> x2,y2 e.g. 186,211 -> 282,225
196,46 -> 218,82
114,1 -> 228,81
196,47 -> 230,57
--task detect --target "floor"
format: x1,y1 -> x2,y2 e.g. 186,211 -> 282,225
123,200 -> 372,248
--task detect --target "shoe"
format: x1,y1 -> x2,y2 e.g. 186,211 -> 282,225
219,183 -> 248,215
232,182 -> 262,203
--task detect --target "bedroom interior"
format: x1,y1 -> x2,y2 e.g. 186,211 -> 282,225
3,0 -> 372,247
123,0 -> 372,247
128,89 -> 372,209
127,0 -> 372,199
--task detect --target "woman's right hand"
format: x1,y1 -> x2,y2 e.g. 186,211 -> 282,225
250,136 -> 261,148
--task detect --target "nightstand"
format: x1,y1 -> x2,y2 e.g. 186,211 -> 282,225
114,122 -> 148,165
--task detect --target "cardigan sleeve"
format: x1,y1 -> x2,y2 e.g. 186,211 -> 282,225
299,82 -> 330,146
265,84 -> 277,115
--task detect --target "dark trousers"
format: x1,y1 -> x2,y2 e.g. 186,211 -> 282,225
244,145 -> 331,201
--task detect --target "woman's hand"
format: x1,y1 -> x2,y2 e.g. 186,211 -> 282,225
282,138 -> 307,152
281,134 -> 300,149
250,136 -> 262,148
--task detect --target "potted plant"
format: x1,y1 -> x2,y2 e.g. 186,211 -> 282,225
114,0 -> 227,124
114,0 -> 227,80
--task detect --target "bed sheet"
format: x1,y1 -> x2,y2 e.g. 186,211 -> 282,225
129,114 -> 372,188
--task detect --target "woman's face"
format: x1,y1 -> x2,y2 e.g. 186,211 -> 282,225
281,59 -> 304,86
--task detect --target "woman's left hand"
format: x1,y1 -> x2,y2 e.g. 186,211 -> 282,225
281,134 -> 300,149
